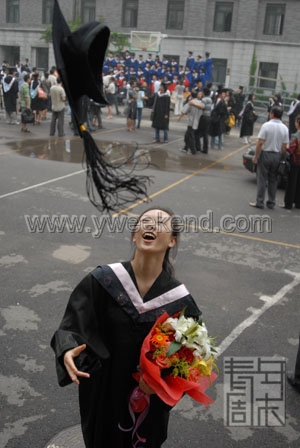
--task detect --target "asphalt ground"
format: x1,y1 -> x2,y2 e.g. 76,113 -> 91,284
0,105 -> 300,448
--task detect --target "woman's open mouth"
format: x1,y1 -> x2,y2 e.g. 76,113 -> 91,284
142,232 -> 156,241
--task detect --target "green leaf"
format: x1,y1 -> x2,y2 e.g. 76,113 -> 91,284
167,341 -> 182,357
179,306 -> 187,318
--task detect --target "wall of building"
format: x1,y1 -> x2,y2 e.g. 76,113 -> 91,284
0,0 -> 299,94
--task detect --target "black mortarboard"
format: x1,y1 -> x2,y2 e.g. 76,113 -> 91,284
52,0 -> 109,127
52,0 -> 150,212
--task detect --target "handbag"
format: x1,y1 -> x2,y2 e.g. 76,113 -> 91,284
277,160 -> 290,177
248,110 -> 258,123
21,108 -> 35,124
170,91 -> 177,104
225,113 -> 236,128
38,87 -> 47,99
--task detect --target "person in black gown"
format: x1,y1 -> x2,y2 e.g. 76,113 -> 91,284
51,207 -> 201,448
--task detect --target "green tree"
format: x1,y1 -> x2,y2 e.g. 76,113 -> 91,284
249,48 -> 257,88
40,17 -> 129,58
108,31 -> 130,55
40,16 -> 82,43
279,75 -> 287,92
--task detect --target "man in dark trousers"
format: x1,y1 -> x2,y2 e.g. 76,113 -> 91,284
287,333 -> 300,393
249,106 -> 289,209
49,77 -> 66,137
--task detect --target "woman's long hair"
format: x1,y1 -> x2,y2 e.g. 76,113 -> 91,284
131,206 -> 181,277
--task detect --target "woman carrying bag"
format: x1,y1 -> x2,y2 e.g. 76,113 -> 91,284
281,115 -> 300,209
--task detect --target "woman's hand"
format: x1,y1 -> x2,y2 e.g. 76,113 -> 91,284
139,376 -> 155,395
63,344 -> 90,385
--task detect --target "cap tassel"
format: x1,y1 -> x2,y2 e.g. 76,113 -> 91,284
80,129 -> 152,212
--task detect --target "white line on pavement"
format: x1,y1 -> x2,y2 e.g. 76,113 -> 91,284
218,269 -> 300,356
0,169 -> 86,199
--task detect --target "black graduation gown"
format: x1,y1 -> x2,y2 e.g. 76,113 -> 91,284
51,261 -> 200,448
240,102 -> 256,137
208,99 -> 228,137
151,93 -> 171,130
3,76 -> 18,113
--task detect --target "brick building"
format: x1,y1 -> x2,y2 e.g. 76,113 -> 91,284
0,0 -> 299,94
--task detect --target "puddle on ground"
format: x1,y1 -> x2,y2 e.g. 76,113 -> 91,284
8,138 -> 239,173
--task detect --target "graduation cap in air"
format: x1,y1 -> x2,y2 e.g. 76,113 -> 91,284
52,0 -> 150,212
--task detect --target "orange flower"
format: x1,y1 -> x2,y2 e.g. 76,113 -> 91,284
150,331 -> 169,347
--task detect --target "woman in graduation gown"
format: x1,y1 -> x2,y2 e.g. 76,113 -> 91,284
151,83 -> 171,143
239,93 -> 257,144
51,207 -> 201,448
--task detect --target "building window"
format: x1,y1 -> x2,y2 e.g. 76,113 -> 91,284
213,2 -> 233,32
166,0 -> 184,30
263,3 -> 285,35
6,0 -> 19,23
3,45 -> 19,65
122,0 -> 138,28
212,58 -> 227,85
42,0 -> 53,25
258,62 -> 278,89
81,0 -> 96,24
36,48 -> 49,71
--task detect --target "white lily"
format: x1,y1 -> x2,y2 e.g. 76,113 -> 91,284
193,342 -> 211,360
166,314 -> 216,362
166,316 -> 195,342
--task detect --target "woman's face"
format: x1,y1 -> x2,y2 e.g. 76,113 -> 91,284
132,209 -> 177,255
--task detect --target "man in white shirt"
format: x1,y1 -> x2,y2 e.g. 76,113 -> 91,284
177,91 -> 204,154
249,106 -> 289,209
152,75 -> 161,94
48,68 -> 57,86
49,77 -> 66,137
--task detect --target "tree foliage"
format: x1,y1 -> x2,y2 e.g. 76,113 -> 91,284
108,31 -> 130,55
41,17 -> 129,57
249,48 -> 257,88
40,16 -> 82,43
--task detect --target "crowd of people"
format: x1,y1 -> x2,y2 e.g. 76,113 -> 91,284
1,54 -> 300,210
0,60 -> 63,134
103,50 -> 213,93
0,53 -> 255,151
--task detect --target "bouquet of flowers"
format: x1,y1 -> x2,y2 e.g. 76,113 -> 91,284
119,310 -> 217,446
134,309 -> 218,407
